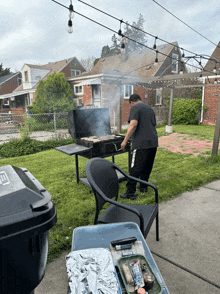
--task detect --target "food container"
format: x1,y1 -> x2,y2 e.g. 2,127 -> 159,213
117,254 -> 162,294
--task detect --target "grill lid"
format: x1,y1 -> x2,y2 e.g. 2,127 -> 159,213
68,108 -> 111,139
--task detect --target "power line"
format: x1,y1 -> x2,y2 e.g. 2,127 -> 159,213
51,0 -> 216,75
77,0 -> 217,63
152,0 -> 220,49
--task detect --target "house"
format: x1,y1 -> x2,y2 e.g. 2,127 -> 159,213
0,72 -> 22,113
0,57 -> 86,115
202,41 -> 220,125
68,41 -> 185,126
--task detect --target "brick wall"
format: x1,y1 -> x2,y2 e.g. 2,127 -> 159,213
83,85 -> 92,105
203,81 -> 219,125
0,73 -> 22,95
61,58 -> 86,78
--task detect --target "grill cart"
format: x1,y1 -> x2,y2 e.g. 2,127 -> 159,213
56,108 -> 131,187
0,165 -> 57,294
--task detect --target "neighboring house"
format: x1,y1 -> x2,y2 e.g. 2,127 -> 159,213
68,41 -> 185,125
0,57 -> 86,114
203,41 -> 220,125
0,72 -> 22,113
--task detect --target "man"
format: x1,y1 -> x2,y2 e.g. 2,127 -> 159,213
120,94 -> 158,200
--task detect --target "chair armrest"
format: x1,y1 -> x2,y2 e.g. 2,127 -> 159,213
105,197 -> 145,233
114,165 -> 159,203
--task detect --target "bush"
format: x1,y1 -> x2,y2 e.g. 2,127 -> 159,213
0,137 -> 75,158
172,98 -> 202,125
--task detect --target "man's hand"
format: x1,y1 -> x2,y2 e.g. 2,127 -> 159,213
121,120 -> 138,149
121,139 -> 127,150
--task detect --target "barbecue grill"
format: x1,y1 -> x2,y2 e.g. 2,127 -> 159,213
56,108 -> 131,187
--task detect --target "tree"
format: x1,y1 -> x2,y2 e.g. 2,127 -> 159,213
31,72 -> 75,113
99,14 -> 147,58
80,56 -> 97,72
110,34 -> 121,55
0,63 -> 11,76
101,45 -> 112,58
123,14 -> 147,52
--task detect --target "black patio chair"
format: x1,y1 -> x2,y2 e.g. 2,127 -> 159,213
85,157 -> 159,241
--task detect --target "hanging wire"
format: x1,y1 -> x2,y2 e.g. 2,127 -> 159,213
152,0 -> 220,49
77,0 -> 220,63
51,0 -> 218,76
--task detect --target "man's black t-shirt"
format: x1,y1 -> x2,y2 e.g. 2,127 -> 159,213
128,102 -> 158,150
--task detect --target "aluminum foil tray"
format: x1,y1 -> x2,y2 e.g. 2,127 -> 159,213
66,248 -> 122,294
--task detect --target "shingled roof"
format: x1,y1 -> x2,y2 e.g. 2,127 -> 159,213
88,42 -> 178,78
24,57 -> 75,77
203,42 -> 220,72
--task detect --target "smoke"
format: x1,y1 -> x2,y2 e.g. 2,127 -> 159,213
68,108 -> 111,138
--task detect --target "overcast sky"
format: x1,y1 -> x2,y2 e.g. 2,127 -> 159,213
1,0 -> 220,72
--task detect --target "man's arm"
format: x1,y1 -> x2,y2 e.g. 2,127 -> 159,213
121,119 -> 138,149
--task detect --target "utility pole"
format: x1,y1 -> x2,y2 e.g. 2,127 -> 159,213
211,89 -> 220,156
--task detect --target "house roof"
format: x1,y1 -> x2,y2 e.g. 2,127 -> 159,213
86,42 -> 178,79
0,72 -> 20,85
25,57 -> 75,73
13,57 -> 78,93
204,42 -> 220,72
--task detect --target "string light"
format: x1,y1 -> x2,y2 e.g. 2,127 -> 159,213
180,62 -> 184,74
68,19 -> 73,33
51,0 -> 220,76
181,50 -> 185,61
69,0 -> 74,19
153,36 -> 158,49
118,20 -> 123,42
121,38 -> 126,50
154,50 -> 158,66
213,63 -> 217,73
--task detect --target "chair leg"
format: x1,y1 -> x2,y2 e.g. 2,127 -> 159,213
156,212 -> 159,241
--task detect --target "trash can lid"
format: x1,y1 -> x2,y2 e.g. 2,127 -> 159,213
0,165 -> 57,241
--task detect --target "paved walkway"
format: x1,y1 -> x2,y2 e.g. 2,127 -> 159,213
35,180 -> 220,294
158,133 -> 218,156
0,129 -> 70,145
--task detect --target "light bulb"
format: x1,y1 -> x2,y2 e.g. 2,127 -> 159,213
68,19 -> 73,34
68,26 -> 73,33
69,4 -> 74,19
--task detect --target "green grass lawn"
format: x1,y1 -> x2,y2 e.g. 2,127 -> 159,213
0,124 -> 220,262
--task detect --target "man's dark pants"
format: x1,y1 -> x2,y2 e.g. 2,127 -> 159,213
126,148 -> 157,194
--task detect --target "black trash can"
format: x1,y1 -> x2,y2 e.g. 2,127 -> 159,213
0,165 -> 57,294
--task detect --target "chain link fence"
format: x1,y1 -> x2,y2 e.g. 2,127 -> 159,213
0,112 -> 71,145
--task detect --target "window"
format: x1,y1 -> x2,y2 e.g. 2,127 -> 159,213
124,85 -> 133,99
156,88 -> 162,105
17,78 -> 22,86
24,71 -> 29,82
171,53 -> 178,73
3,98 -> 9,105
74,85 -> 83,95
71,69 -> 81,76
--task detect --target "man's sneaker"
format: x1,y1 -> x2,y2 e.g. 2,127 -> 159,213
137,184 -> 148,193
120,192 -> 137,200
